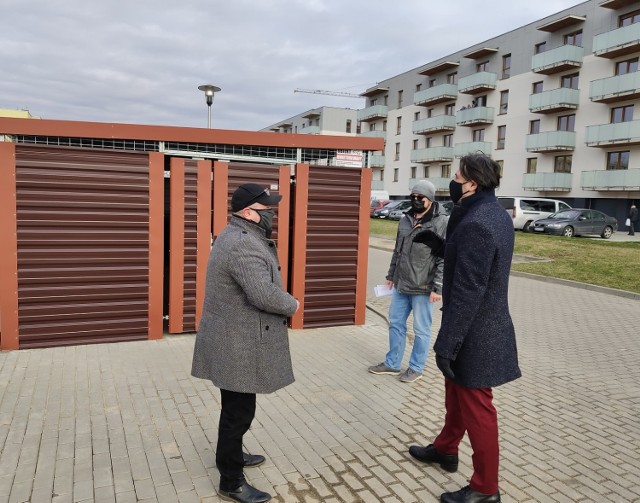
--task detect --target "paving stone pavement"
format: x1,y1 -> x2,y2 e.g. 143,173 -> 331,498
1,274 -> 639,502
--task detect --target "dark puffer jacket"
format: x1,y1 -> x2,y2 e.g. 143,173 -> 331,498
386,202 -> 448,295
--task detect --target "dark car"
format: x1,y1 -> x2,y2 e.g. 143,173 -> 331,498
530,209 -> 618,239
373,200 -> 410,219
370,199 -> 391,217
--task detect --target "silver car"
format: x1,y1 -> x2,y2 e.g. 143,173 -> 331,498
530,209 -> 618,239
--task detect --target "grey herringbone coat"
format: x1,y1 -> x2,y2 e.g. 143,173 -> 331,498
191,216 -> 298,394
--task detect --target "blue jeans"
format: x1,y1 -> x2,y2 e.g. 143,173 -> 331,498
385,289 -> 433,372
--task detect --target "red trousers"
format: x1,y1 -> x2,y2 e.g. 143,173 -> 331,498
433,379 -> 499,494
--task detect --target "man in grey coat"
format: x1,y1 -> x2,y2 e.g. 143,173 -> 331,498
408,154 -> 521,503
192,183 -> 299,503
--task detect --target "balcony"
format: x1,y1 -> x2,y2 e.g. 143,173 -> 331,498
593,22 -> 640,59
581,168 -> 640,190
300,125 -> 320,134
454,141 -> 492,157
585,120 -> 640,147
531,44 -> 584,74
529,88 -> 580,113
359,130 -> 386,138
411,147 -> 454,163
370,155 -> 385,168
526,131 -> 576,152
590,71 -> 640,103
456,106 -> 495,127
371,180 -> 385,190
414,84 -> 458,107
413,115 -> 456,135
357,105 -> 388,122
522,172 -> 573,191
457,72 -> 498,94
409,177 -> 452,193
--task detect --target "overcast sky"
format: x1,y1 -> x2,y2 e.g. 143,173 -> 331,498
1,0 -> 581,131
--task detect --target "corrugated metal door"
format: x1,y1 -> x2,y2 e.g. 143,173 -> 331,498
7,145 -> 164,349
290,164 -> 371,329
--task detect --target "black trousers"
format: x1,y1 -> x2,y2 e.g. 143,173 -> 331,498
216,389 -> 256,491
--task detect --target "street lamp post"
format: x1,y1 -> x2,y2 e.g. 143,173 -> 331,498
197,84 -> 221,128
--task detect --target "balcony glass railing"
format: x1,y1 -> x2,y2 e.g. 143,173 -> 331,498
593,22 -> 640,56
522,172 -> 573,191
456,106 -> 495,126
585,120 -> 640,146
454,141 -> 492,157
409,177 -> 452,191
300,125 -> 320,134
357,105 -> 388,122
531,44 -> 584,73
371,180 -> 385,190
590,71 -> 640,102
359,130 -> 387,138
581,168 -> 640,190
529,88 -> 580,112
410,147 -> 454,163
369,155 -> 385,168
457,72 -> 498,93
413,84 -> 458,106
412,115 -> 456,134
526,131 -> 576,151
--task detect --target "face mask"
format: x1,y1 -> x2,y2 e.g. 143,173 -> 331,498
254,208 -> 275,237
411,199 -> 426,212
449,179 -> 470,204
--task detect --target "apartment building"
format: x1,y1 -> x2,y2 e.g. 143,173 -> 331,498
261,106 -> 359,136
359,0 -> 638,222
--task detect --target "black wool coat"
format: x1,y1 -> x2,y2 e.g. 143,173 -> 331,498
434,191 -> 521,388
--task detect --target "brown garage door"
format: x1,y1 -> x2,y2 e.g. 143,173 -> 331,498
11,145 -> 160,348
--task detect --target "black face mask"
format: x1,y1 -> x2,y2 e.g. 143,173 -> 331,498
411,199 -> 426,212
449,179 -> 470,204
254,208 -> 275,238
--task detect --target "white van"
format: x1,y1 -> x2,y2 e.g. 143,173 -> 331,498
498,197 -> 571,231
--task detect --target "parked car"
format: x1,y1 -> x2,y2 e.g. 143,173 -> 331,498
370,199 -> 391,217
498,196 -> 571,232
373,200 -> 410,219
530,209 -> 617,239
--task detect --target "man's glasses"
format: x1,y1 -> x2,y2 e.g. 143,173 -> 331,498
410,194 -> 426,201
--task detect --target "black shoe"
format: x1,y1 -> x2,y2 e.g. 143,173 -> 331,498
440,485 -> 500,503
242,452 -> 266,467
409,444 -> 458,472
219,482 -> 271,503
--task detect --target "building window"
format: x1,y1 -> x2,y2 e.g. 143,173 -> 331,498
380,169 -> 384,181
476,95 -> 487,107
383,120 -> 387,131
564,30 -> 583,47
371,98 -> 377,106
423,166 -> 428,178
607,151 -> 629,170
384,95 -> 389,106
476,61 -> 489,72
554,155 -> 572,173
530,120 -> 541,134
393,168 -> 399,182
416,83 -> 422,92
616,58 -> 639,75
394,143 -> 400,161
499,90 -> 509,114
496,160 -> 504,176
534,42 -> 546,54
413,139 -> 419,150
497,125 -> 506,149
447,72 -> 457,84
619,9 -> 640,27
527,158 -> 537,174
443,134 -> 453,147
473,129 -> 485,142
441,164 -> 451,178
502,54 -> 511,79
398,90 -> 404,107
346,120 -> 352,133
356,123 -> 361,134
429,79 -> 436,88
611,105 -> 634,123
410,166 -> 416,178
532,81 -> 543,94
427,108 -> 434,118
445,104 -> 455,116
414,111 -> 420,121
396,116 -> 402,135
369,123 -> 376,132
561,73 -> 579,90
426,137 -> 432,148
557,114 -> 576,132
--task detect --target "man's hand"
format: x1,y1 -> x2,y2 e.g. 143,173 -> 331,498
429,291 -> 441,303
385,279 -> 393,289
436,354 -> 455,380
413,229 -> 444,256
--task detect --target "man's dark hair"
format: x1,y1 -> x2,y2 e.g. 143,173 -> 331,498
459,153 -> 501,192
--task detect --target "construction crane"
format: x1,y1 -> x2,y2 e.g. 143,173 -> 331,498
294,88 -> 362,98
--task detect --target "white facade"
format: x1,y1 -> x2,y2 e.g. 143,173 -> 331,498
260,106 -> 358,136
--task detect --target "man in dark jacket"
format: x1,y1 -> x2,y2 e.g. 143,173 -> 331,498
628,204 -> 637,235
408,154 -> 521,503
368,180 -> 448,383
192,183 -> 299,503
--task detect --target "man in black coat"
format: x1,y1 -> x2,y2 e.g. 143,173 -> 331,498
628,204 -> 638,236
409,154 -> 521,503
